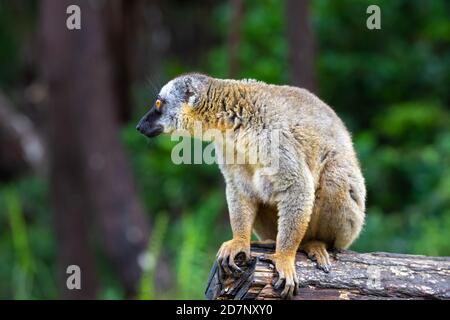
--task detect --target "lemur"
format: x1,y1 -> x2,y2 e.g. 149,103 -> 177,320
137,73 -> 366,299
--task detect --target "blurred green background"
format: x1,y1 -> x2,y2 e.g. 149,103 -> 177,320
0,0 -> 449,299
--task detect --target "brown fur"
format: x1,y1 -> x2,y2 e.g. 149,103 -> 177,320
152,75 -> 366,299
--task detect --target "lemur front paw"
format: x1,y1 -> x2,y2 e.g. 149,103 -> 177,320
263,253 -> 299,299
216,238 -> 250,275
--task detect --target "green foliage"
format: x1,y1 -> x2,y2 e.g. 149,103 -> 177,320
314,0 -> 450,129
0,179 -> 57,299
174,192 -> 225,299
353,101 -> 450,255
0,1 -> 36,89
138,213 -> 169,300
207,0 -> 288,83
4,188 -> 34,299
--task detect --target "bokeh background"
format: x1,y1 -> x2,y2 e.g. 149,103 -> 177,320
0,0 -> 449,299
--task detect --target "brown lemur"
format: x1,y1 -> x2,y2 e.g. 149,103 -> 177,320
137,73 -> 366,298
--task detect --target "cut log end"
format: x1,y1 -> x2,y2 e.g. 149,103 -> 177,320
205,243 -> 450,300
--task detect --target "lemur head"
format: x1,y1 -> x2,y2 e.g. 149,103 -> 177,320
136,73 -> 211,138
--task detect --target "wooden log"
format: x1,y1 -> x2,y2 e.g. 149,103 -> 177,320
205,243 -> 450,300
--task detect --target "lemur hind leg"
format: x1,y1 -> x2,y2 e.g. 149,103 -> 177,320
300,240 -> 331,272
306,156 -> 366,270
321,159 -> 365,251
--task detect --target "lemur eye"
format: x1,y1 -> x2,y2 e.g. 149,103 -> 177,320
155,99 -> 162,110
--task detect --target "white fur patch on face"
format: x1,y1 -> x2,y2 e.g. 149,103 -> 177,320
155,79 -> 184,134
159,79 -> 175,99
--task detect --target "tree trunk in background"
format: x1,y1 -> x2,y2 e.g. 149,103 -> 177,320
227,0 -> 243,78
104,0 -> 145,123
285,0 -> 316,92
40,0 -> 150,298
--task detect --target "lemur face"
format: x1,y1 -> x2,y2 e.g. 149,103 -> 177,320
136,73 -> 209,137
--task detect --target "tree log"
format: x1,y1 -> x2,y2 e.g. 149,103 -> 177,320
205,243 -> 450,300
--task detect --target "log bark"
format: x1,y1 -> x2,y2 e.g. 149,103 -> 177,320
205,243 -> 450,300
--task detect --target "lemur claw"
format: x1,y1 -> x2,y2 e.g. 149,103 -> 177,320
266,253 -> 299,299
318,263 -> 330,273
216,239 -> 250,278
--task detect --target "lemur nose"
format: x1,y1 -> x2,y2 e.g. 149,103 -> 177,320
136,123 -> 142,132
